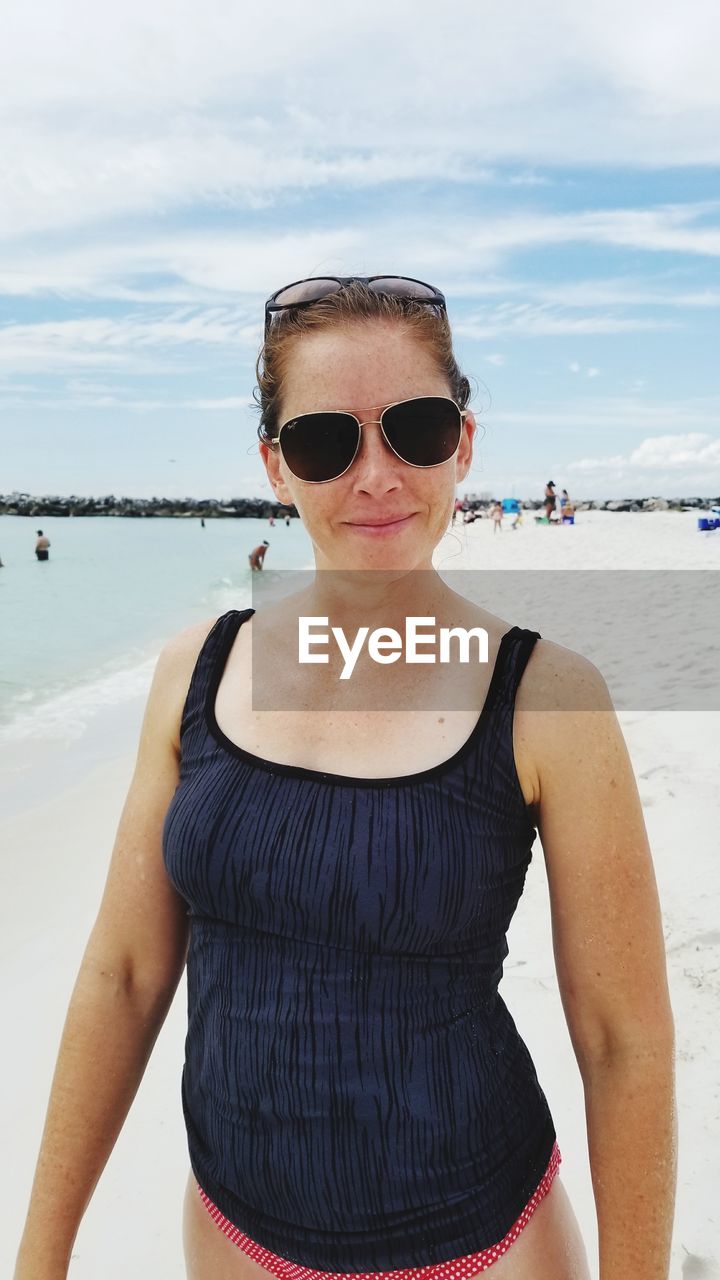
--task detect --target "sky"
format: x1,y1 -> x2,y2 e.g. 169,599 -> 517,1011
1,0 -> 719,502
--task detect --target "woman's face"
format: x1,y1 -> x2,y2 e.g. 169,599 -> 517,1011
259,321 -> 475,572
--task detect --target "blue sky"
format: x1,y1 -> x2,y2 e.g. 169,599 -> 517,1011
1,0 -> 719,501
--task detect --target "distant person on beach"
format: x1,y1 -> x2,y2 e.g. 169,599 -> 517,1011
200,517 -> 205,528
35,530 -> 50,561
543,481 -> 556,521
560,489 -> 575,520
452,496 -> 463,524
269,514 -> 275,526
284,513 -> 290,525
14,277 -> 675,1280
248,540 -> 269,570
491,501 -> 503,533
512,507 -> 523,530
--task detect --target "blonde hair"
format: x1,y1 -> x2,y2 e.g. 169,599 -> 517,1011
254,281 -> 472,445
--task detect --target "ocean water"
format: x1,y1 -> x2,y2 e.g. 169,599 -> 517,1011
0,514 -> 313,746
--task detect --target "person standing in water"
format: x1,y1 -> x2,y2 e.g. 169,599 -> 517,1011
248,540 -> 270,570
15,277 -> 676,1280
35,530 -> 51,561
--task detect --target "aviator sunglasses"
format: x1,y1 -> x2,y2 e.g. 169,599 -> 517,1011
270,395 -> 466,484
264,274 -> 447,336
264,275 -> 462,482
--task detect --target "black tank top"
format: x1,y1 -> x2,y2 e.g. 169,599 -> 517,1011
162,608 -> 557,1271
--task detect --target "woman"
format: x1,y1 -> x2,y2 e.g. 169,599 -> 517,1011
14,277 -> 676,1280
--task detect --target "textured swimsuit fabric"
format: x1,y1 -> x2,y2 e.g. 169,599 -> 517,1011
162,609 -> 558,1272
196,1139 -> 562,1278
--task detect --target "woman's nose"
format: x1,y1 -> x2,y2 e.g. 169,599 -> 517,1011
351,420 -> 400,478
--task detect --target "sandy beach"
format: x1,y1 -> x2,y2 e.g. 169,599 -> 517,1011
3,509 -> 719,1279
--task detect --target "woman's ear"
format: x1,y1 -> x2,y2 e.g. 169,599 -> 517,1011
455,410 -> 476,482
259,441 -> 294,506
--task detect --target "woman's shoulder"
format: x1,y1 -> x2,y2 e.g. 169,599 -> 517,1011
152,614 -> 229,755
160,613 -> 227,673
518,634 -> 614,714
513,637 -> 617,812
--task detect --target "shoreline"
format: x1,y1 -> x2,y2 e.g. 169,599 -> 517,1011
2,509 -> 717,763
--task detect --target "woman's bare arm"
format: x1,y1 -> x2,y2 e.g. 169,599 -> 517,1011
13,618 -> 217,1280
516,643 -> 677,1280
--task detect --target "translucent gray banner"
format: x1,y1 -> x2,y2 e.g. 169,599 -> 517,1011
248,569 -> 719,712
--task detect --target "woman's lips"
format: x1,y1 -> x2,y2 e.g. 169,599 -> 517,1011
345,514 -> 416,535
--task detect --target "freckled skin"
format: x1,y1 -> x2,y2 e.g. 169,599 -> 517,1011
259,323 -> 477,575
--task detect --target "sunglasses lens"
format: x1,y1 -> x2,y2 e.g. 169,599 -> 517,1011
383,397 -> 462,466
368,277 -> 441,302
279,413 -> 359,482
272,279 -> 342,306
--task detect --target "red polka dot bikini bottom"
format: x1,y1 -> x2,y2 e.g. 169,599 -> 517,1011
197,1140 -> 562,1278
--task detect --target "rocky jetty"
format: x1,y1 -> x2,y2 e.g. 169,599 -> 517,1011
0,493 -> 299,518
464,495 -> 720,514
2,492 -> 718,518
526,496 -> 720,513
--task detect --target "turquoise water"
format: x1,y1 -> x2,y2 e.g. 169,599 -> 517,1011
0,515 -> 313,743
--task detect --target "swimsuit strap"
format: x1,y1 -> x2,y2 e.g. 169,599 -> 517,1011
493,626 -> 541,715
178,609 -> 254,761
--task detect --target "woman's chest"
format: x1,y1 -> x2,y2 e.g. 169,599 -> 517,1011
163,761 -> 534,954
213,630 -> 499,781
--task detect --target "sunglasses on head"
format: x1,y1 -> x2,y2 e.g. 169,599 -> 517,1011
270,395 -> 466,484
264,275 -> 447,336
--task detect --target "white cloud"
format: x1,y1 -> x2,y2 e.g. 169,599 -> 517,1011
0,309 -> 262,371
562,432 -> 720,496
489,397 -> 720,434
1,1 -> 720,239
2,208 -> 720,305
525,278 -> 720,309
0,295 -> 675,382
455,303 -> 677,339
0,391 -> 255,411
125,395 -> 255,412
587,367 -> 600,378
461,205 -> 720,259
629,433 -> 720,468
